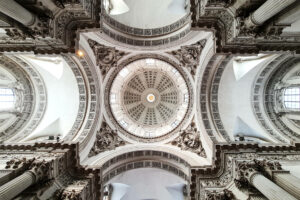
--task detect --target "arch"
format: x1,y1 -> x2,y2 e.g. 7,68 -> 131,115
252,54 -> 300,142
0,55 -> 46,143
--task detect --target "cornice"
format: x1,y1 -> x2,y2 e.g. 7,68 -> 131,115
191,3 -> 300,54
0,142 -> 101,200
189,142 -> 300,199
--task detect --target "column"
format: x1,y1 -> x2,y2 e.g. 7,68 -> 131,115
230,0 -> 247,13
38,0 -> 61,15
256,160 -> 300,199
0,171 -> 36,200
235,161 -> 297,200
250,173 -> 297,200
272,173 -> 300,199
0,0 -> 36,26
245,0 -> 296,27
0,159 -> 50,200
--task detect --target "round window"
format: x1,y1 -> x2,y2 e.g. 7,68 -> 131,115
0,88 -> 15,110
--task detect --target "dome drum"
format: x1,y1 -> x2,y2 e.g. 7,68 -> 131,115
105,55 -> 193,143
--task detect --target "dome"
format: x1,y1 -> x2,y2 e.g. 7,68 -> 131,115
109,58 -> 189,140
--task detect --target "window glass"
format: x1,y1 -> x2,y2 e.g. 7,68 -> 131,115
0,88 -> 15,109
284,87 -> 300,109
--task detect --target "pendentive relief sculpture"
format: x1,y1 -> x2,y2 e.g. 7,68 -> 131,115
168,39 -> 206,76
88,121 -> 126,157
88,39 -> 128,76
171,120 -> 206,157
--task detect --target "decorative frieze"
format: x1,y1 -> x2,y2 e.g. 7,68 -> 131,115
192,2 -> 300,53
0,143 -> 100,200
190,143 -> 300,199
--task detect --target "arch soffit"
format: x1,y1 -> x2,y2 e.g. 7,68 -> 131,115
1,55 -> 46,143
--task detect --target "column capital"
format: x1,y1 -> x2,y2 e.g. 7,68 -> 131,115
234,160 -> 261,193
235,160 -> 260,182
60,190 -> 82,200
59,179 -> 90,200
29,159 -> 52,182
254,159 -> 289,179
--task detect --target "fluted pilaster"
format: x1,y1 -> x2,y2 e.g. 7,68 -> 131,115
0,171 -> 36,200
245,0 -> 296,27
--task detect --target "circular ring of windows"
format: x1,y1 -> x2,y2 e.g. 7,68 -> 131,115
106,56 -> 193,142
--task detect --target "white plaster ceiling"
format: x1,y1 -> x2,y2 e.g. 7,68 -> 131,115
218,55 -> 278,142
18,55 -> 80,141
110,0 -> 187,29
108,168 -> 186,200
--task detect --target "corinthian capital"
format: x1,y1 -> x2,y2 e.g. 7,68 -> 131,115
29,159 -> 52,182
254,159 -> 288,178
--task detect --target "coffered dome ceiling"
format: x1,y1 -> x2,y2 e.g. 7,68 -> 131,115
109,58 -> 190,140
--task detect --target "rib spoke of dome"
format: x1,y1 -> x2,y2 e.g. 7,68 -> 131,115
160,91 -> 178,105
156,103 -> 174,122
108,58 -> 190,140
128,103 -> 146,121
127,75 -> 145,93
156,74 -> 175,93
123,91 -> 141,105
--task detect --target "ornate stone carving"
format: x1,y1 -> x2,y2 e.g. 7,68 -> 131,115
253,159 -> 287,179
52,0 -> 65,9
5,158 -> 35,170
4,28 -> 29,40
29,159 -> 53,181
168,39 -> 206,76
88,39 -> 128,76
234,159 -> 286,196
234,160 -> 260,192
207,0 -> 235,8
61,190 -> 83,200
88,121 -> 125,157
60,179 -> 90,200
192,4 -> 300,53
206,189 -> 236,200
171,121 -> 206,157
